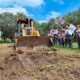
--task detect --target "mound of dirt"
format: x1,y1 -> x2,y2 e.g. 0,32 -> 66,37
0,46 -> 80,80
17,47 -> 64,69
4,54 -> 24,70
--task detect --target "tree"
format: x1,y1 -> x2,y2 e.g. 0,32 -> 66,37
0,12 -> 27,41
64,9 -> 80,25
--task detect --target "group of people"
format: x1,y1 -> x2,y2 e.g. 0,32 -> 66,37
48,24 -> 80,49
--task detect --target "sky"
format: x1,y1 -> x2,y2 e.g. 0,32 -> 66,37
0,0 -> 80,23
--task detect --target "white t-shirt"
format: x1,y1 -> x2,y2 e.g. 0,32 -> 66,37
67,29 -> 74,35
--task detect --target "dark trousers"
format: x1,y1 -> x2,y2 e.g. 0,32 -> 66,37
53,36 -> 57,45
59,38 -> 64,47
65,39 -> 68,47
77,38 -> 80,49
67,39 -> 72,48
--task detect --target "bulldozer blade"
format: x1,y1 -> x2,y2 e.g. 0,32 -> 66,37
15,36 -> 53,47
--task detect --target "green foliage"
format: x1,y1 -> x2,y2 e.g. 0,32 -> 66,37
64,9 -> 80,25
0,12 -> 26,41
34,22 -> 48,35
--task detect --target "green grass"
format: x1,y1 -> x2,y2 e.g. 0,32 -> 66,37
0,41 -> 14,47
0,39 -> 14,47
54,42 -> 80,51
0,40 -> 13,43
55,46 -> 80,51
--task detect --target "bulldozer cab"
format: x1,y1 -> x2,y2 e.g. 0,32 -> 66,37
16,18 -> 40,36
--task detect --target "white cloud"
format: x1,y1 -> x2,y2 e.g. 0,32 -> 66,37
47,11 -> 60,19
0,7 -> 29,15
16,0 -> 44,7
53,0 -> 64,4
38,11 -> 60,23
0,0 -> 44,8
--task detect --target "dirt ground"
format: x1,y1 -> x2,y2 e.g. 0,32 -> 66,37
0,45 -> 80,80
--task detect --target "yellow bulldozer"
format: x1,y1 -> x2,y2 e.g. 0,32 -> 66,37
14,18 -> 53,49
